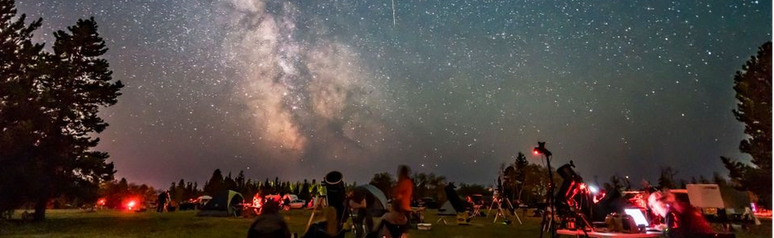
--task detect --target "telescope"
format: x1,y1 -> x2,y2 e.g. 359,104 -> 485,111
532,141 -> 552,156
323,171 -> 346,229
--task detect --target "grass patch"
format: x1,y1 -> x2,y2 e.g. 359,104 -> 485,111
0,209 -> 770,238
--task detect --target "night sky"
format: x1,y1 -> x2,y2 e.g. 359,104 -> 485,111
18,0 -> 771,188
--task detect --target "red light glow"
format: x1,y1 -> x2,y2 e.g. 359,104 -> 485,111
533,150 -> 539,155
253,196 -> 263,208
127,200 -> 136,210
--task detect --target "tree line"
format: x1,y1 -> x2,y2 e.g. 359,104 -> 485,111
163,169 -> 331,206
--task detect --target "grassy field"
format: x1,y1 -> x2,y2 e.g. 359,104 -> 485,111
1,209 -> 770,238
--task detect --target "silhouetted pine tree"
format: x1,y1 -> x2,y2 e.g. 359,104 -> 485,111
0,6 -> 123,219
224,172 -> 237,191
300,180 -> 311,201
235,171 -> 246,192
204,169 -> 224,195
0,0 -> 45,217
722,42 -> 772,207
658,167 -> 678,189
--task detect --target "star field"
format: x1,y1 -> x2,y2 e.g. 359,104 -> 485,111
18,0 -> 771,187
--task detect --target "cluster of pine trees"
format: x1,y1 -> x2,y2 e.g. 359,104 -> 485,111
0,0 -> 123,220
165,169 -> 328,206
99,178 -> 158,210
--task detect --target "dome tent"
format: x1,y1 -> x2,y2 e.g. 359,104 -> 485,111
197,190 -> 244,217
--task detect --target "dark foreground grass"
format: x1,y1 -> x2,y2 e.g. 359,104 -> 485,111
0,209 -> 770,238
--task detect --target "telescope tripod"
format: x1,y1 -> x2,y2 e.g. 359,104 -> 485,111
537,152 -> 556,238
487,193 -> 522,224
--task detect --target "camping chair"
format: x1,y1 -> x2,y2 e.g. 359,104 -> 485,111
471,204 -> 482,217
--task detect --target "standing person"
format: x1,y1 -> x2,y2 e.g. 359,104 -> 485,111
393,165 -> 413,219
165,190 -> 171,211
349,187 -> 374,238
157,190 -> 168,213
283,195 -> 291,211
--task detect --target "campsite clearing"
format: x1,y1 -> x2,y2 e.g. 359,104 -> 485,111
1,209 -> 770,238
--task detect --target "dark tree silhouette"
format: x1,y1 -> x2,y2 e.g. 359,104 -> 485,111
174,179 -> 186,203
235,171 -> 246,192
369,172 -> 396,198
0,0 -> 122,220
455,183 -> 491,197
98,178 -> 156,210
204,169 -> 224,195
0,0 -> 45,218
514,152 -> 528,183
512,152 -> 529,201
722,42 -> 772,207
411,172 -> 446,203
299,179 -> 311,201
658,166 -> 678,189
33,17 -> 121,221
224,172 -> 236,191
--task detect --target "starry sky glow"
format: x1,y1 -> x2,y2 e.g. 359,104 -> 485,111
19,0 -> 771,188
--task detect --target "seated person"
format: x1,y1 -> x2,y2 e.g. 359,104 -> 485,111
369,200 -> 408,238
247,200 -> 291,238
648,191 -> 715,238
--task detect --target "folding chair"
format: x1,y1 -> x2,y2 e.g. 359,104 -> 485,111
471,204 -> 482,217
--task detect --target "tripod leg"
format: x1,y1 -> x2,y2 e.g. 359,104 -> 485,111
305,200 -> 319,233
494,201 -> 503,223
539,208 -> 547,238
548,216 -> 553,232
503,199 -> 521,224
486,199 -> 496,218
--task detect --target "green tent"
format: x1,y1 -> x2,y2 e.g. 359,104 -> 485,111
196,190 -> 244,217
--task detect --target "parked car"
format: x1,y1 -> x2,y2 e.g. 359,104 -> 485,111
289,199 -> 306,209
264,194 -> 305,209
179,200 -> 197,210
265,194 -> 282,202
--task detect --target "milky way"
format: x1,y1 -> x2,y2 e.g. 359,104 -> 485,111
18,0 -> 771,188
